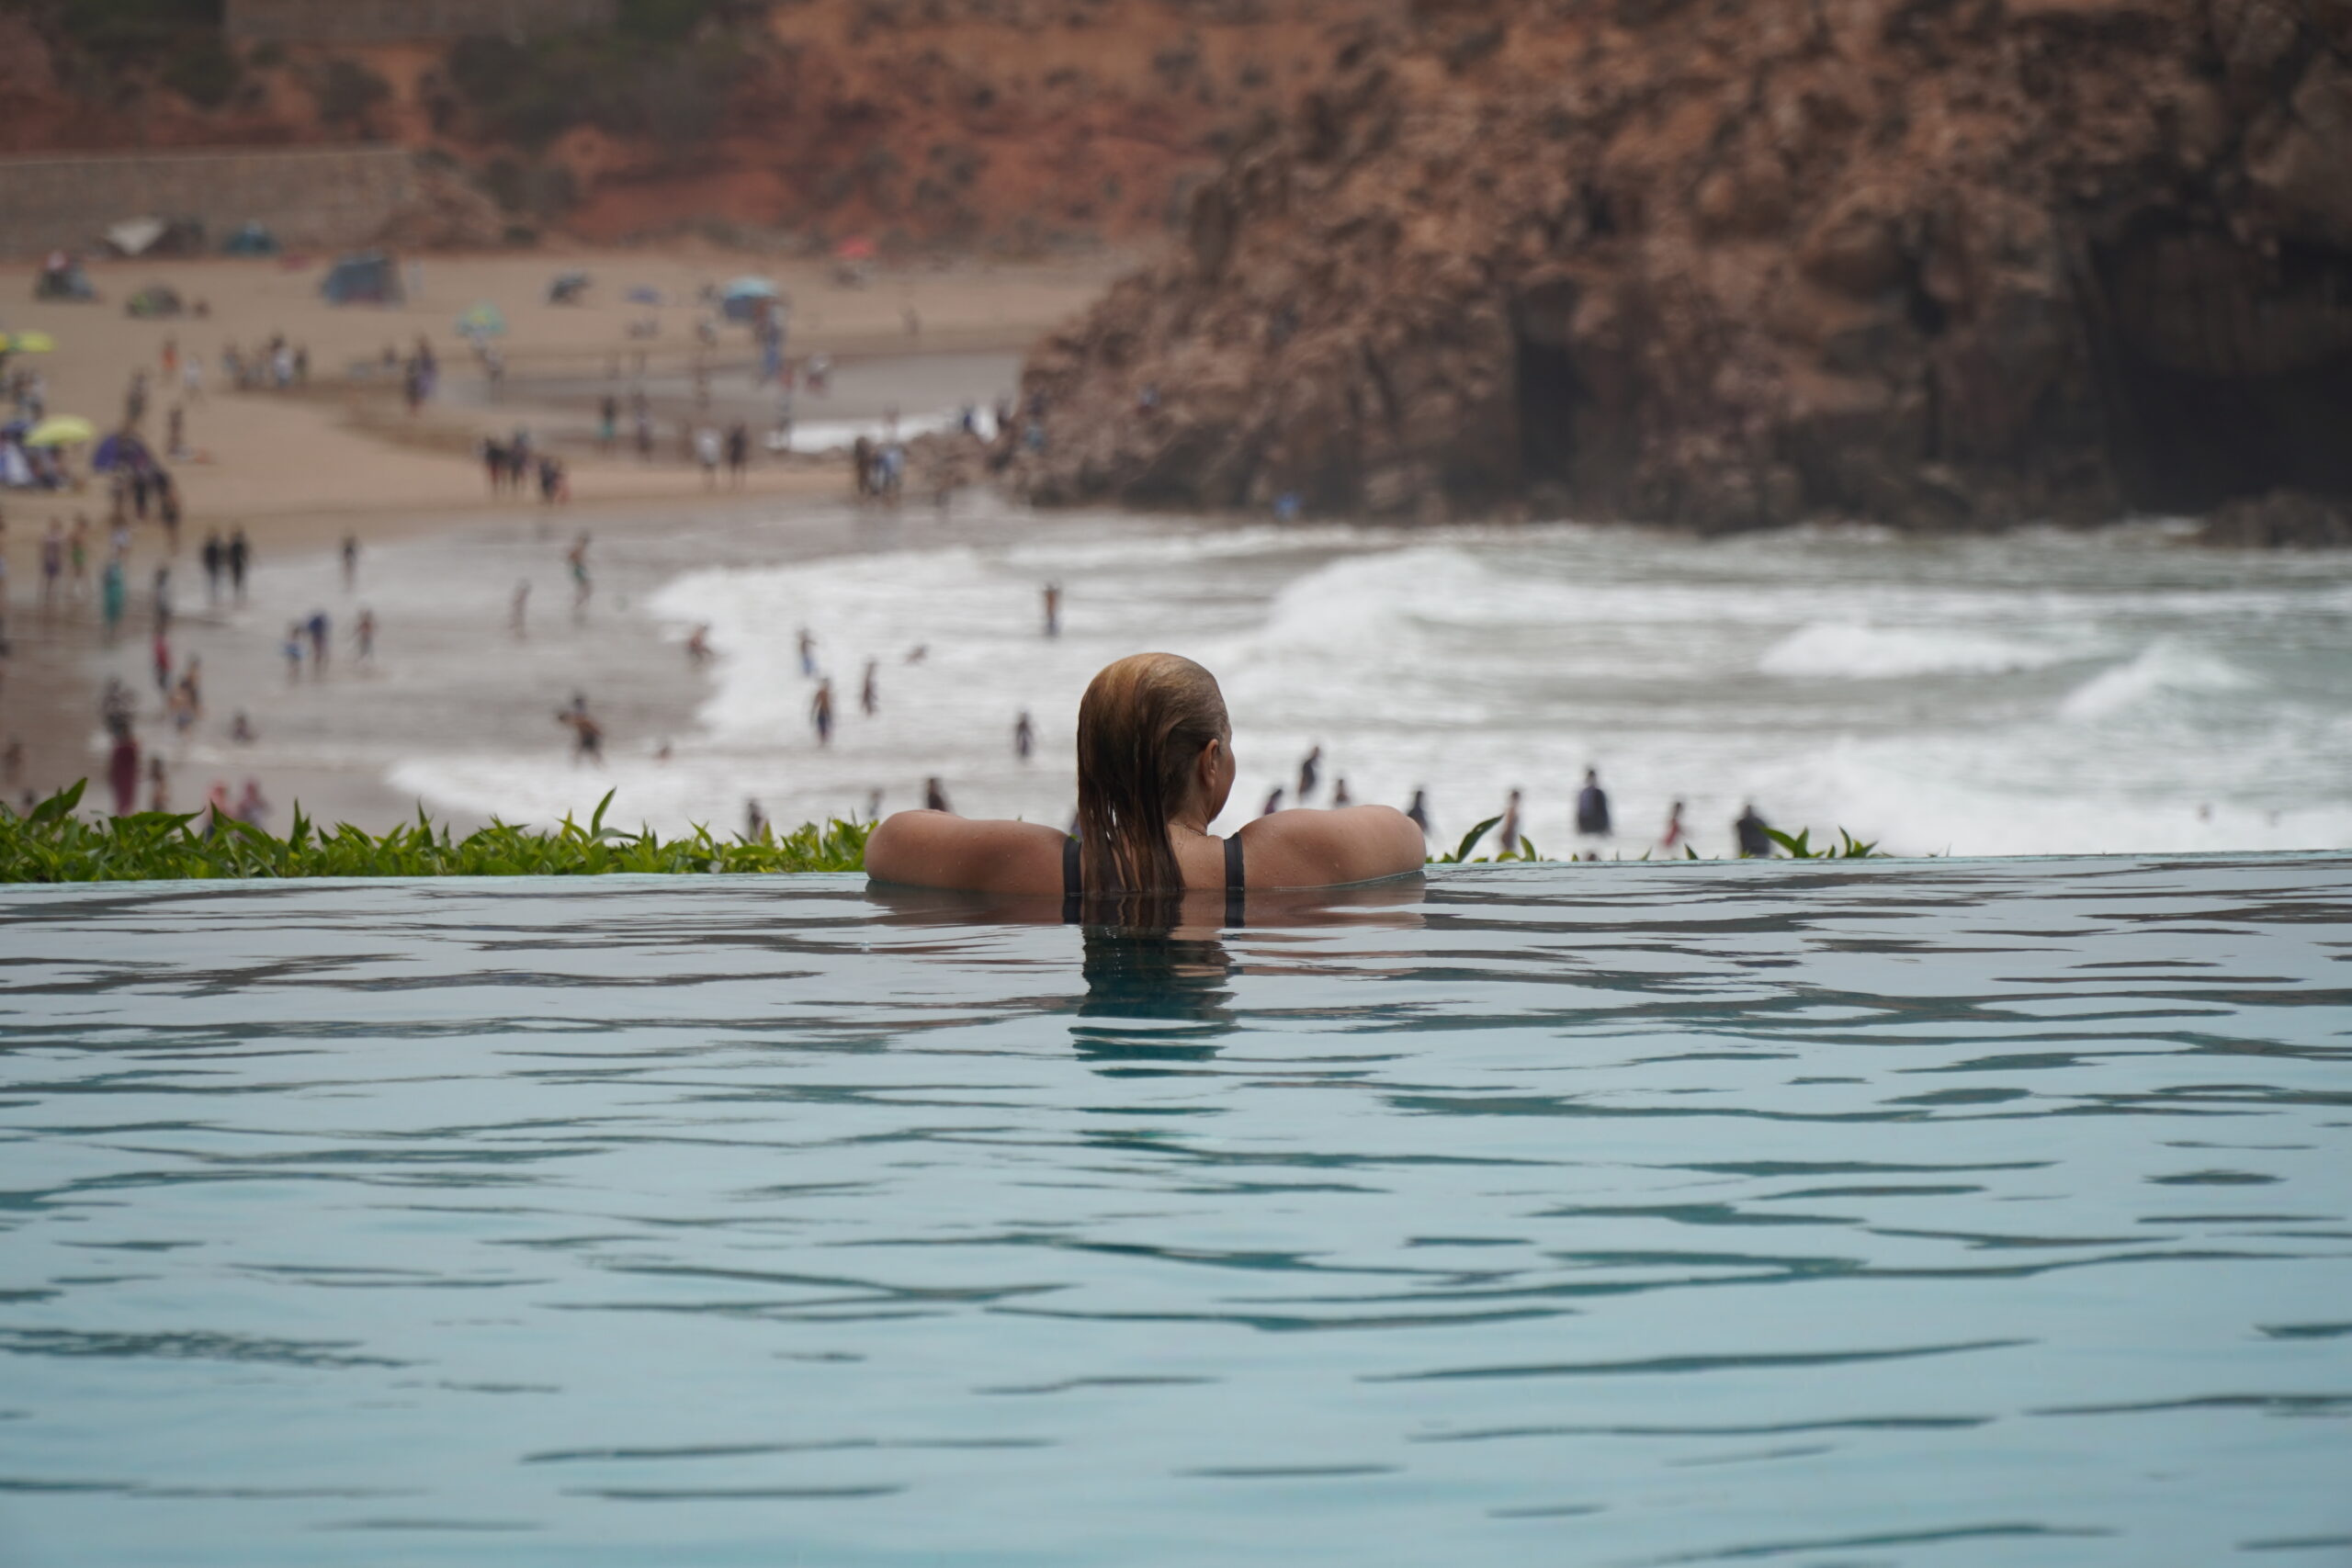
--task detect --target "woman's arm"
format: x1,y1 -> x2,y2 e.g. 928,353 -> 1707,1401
1239,805 -> 1427,888
863,810 -> 1067,894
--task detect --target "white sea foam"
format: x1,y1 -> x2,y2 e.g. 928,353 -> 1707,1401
1759,622 -> 2080,679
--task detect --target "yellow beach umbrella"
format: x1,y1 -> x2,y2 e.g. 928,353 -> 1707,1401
4,331 -> 57,354
23,415 -> 97,448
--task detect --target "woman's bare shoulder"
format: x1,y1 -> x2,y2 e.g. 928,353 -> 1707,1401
864,810 -> 1067,895
1236,805 -> 1425,888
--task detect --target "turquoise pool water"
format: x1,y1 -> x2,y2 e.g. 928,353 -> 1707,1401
1,860 -> 2347,1565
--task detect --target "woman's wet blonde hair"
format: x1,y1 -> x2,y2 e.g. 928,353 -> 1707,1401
1074,652 -> 1229,901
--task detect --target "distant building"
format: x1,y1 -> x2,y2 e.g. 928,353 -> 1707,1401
224,0 -> 617,45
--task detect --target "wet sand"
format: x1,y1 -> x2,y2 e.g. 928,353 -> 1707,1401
17,486 -> 1020,832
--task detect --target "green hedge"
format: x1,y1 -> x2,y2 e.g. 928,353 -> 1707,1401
0,784 -> 869,882
0,784 -> 1877,885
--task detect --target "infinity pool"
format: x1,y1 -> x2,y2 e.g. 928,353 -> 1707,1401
1,860 -> 2347,1565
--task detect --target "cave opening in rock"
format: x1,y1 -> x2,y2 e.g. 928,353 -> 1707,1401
2089,222 -> 2352,513
1513,281 -> 1586,488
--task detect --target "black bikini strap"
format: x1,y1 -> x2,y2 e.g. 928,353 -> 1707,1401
1062,835 -> 1081,925
1223,834 -> 1246,930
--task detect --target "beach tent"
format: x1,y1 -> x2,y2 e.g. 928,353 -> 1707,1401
831,236 -> 876,286
222,222 -> 279,256
33,256 -> 96,302
24,415 -> 97,448
105,218 -> 168,258
548,271 -> 591,304
456,302 -> 508,340
93,432 -> 154,473
105,217 -> 203,259
720,276 -> 783,322
125,283 -> 185,319
321,251 -> 402,306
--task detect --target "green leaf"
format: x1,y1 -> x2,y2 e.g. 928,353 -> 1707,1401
1447,816 -> 1500,864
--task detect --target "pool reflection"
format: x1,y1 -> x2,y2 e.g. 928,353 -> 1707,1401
1072,923 -> 1239,1068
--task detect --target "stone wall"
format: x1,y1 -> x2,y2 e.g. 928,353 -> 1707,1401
0,146 -> 418,257
224,0 -> 616,44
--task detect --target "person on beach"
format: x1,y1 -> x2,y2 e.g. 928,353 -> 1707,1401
1043,582 -> 1062,638
797,627 -> 817,678
1297,745 -> 1321,803
568,534 -> 592,617
1661,799 -> 1688,854
866,653 -> 1424,902
1405,789 -> 1430,837
147,755 -> 169,813
230,711 -> 255,744
811,679 -> 836,746
482,437 -> 507,496
68,517 -> 88,601
235,779 -> 269,829
227,529 -> 250,603
696,426 -> 722,491
1332,778 -> 1351,807
152,628 -> 172,694
725,423 -> 750,490
40,521 -> 62,609
923,777 -> 952,814
745,799 -> 766,840
356,609 -> 377,664
851,435 -> 873,498
1576,768 -> 1611,857
107,727 -> 141,817
156,472 -> 181,556
861,660 -> 879,717
341,535 -> 359,592
1735,802 -> 1776,858
558,695 -> 604,765
306,611 -> 330,673
1014,709 -> 1035,761
201,531 -> 224,604
685,624 -> 713,665
282,625 -> 304,682
1261,786 -> 1284,816
1498,789 -> 1522,855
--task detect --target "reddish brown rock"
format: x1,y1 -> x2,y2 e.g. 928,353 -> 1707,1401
1012,0 -> 2352,532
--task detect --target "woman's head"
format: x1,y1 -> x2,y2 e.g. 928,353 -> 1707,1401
1075,653 -> 1233,897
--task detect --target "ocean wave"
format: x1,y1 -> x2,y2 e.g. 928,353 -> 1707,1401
2059,641 -> 2255,720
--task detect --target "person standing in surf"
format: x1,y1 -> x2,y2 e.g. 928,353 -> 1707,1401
812,679 -> 836,746
1576,768 -> 1611,858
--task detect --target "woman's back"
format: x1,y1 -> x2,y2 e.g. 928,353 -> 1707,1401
862,653 -> 1424,898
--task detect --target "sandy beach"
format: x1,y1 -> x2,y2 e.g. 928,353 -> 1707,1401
0,242 -> 1128,824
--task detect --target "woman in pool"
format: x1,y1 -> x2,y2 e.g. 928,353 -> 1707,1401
864,652 -> 1424,902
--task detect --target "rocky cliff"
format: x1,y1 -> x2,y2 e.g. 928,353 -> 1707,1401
1011,0 -> 2352,530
